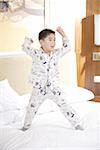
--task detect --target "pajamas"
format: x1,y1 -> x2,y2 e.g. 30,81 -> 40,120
23,85 -> 80,129
22,36 -> 81,129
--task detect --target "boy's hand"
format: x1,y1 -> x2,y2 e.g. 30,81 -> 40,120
24,37 -> 33,45
56,26 -> 66,38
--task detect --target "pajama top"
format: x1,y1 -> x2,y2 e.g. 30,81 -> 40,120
22,36 -> 70,90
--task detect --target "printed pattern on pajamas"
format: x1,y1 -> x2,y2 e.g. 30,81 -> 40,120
23,86 -> 81,129
22,36 -> 81,129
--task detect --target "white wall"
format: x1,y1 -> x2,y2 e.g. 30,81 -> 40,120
45,0 -> 86,86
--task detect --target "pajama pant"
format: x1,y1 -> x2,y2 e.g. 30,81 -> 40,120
23,85 -> 81,129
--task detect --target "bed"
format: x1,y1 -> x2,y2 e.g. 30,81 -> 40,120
0,79 -> 100,150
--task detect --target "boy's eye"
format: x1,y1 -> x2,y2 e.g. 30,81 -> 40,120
49,38 -> 55,41
49,38 -> 52,41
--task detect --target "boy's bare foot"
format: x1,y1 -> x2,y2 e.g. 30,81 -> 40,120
75,124 -> 84,130
20,127 -> 29,131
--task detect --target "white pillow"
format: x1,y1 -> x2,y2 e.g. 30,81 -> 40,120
0,79 -> 25,111
60,85 -> 95,104
0,109 -> 26,125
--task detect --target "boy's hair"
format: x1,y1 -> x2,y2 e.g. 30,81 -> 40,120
38,29 -> 55,41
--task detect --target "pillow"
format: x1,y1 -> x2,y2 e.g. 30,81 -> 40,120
60,85 -> 95,104
0,79 -> 26,111
0,79 -> 18,95
0,109 -> 26,125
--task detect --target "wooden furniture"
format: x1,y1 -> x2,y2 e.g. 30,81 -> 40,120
86,0 -> 100,16
76,15 -> 100,102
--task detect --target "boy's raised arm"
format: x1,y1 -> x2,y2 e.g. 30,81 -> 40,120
56,26 -> 67,38
22,37 -> 34,56
56,26 -> 71,56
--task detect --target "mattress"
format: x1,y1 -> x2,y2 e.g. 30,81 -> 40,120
0,101 -> 100,150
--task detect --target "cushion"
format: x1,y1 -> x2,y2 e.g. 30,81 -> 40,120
0,109 -> 26,125
60,85 -> 95,104
0,79 -> 26,111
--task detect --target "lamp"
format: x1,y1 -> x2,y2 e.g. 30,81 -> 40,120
0,0 -> 44,21
0,1 -> 9,12
0,0 -> 24,12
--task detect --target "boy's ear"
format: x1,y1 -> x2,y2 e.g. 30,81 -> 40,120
39,39 -> 44,46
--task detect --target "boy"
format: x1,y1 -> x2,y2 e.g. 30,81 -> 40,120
21,27 -> 84,131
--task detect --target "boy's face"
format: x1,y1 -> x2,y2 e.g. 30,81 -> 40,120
40,33 -> 56,54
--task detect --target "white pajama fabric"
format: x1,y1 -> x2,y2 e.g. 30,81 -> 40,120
24,87 -> 80,129
22,36 -> 81,129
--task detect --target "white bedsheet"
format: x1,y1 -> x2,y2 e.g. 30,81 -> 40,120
0,101 -> 100,150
